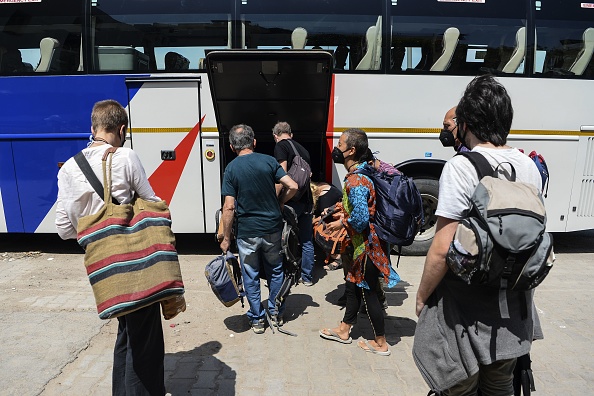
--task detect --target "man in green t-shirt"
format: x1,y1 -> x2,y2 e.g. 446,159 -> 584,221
220,124 -> 298,334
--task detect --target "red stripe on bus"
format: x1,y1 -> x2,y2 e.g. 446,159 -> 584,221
148,115 -> 206,205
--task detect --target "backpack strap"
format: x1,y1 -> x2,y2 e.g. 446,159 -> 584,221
225,250 -> 244,307
74,151 -> 119,205
286,139 -> 300,157
459,151 -> 517,182
457,151 -> 494,180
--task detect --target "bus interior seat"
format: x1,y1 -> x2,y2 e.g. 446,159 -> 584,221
569,27 -> 594,76
430,27 -> 460,72
501,27 -> 526,73
356,16 -> 382,70
291,27 -> 307,49
35,37 -> 60,72
165,51 -> 190,71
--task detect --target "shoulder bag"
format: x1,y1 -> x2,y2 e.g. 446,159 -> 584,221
75,147 -> 185,320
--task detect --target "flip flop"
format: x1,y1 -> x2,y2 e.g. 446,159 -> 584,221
323,261 -> 342,271
358,340 -> 391,356
319,328 -> 352,344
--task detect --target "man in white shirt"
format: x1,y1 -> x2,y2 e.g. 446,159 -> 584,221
55,99 -> 165,395
413,76 -> 542,395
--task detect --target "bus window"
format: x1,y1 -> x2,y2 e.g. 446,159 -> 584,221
91,0 -> 232,72
390,0 -> 527,76
534,1 -> 594,79
239,0 -> 383,71
0,0 -> 82,75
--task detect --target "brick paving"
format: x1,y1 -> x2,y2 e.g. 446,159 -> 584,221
1,235 -> 593,395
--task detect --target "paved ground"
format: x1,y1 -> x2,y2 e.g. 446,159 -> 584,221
0,232 -> 593,395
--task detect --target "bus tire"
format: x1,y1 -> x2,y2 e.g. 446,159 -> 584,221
399,178 -> 439,256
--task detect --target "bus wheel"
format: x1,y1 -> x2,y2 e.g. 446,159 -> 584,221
400,178 -> 439,256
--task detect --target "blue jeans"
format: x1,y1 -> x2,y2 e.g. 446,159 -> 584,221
288,200 -> 314,283
237,231 -> 284,323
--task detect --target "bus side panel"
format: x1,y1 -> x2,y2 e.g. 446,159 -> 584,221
0,75 -> 144,234
567,136 -> 594,232
0,141 -> 22,232
504,134 -> 578,232
127,78 -> 206,233
201,132 -> 222,233
197,76 -> 221,234
13,139 -> 88,233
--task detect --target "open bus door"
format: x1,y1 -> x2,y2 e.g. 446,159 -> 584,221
205,50 -> 333,182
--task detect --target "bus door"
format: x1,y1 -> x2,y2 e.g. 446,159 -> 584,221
125,76 -> 210,233
205,50 -> 334,181
567,126 -> 594,232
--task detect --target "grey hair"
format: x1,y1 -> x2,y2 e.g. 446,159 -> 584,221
272,121 -> 292,136
229,124 -> 255,151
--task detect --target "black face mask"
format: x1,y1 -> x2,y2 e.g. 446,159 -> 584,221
331,147 -> 348,164
439,129 -> 456,147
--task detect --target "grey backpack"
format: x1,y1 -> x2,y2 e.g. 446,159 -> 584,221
205,251 -> 244,308
446,152 -> 554,317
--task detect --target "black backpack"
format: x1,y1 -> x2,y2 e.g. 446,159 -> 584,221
285,140 -> 311,201
355,164 -> 424,248
280,205 -> 302,278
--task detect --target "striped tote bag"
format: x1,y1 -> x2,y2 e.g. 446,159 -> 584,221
76,147 -> 185,320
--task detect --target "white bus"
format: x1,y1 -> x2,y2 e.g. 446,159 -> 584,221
0,0 -> 592,254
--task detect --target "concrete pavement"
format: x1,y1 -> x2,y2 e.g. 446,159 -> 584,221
1,233 -> 593,395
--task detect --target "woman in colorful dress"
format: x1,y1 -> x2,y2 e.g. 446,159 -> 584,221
319,128 -> 400,356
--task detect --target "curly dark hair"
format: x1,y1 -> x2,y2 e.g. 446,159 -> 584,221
456,75 -> 513,146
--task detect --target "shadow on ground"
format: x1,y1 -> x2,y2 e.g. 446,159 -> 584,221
551,230 -> 594,254
165,340 -> 236,395
0,233 -> 223,255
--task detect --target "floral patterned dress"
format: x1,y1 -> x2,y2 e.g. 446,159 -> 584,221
342,163 -> 400,289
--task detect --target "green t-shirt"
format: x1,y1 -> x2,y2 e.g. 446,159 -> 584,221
221,152 -> 286,239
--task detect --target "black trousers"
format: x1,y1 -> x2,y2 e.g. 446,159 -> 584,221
342,249 -> 386,304
342,257 -> 385,337
112,303 -> 165,396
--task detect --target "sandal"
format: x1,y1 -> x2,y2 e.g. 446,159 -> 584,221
324,261 -> 342,271
358,340 -> 391,356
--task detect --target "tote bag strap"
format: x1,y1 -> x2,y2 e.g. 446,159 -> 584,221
101,147 -> 120,215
